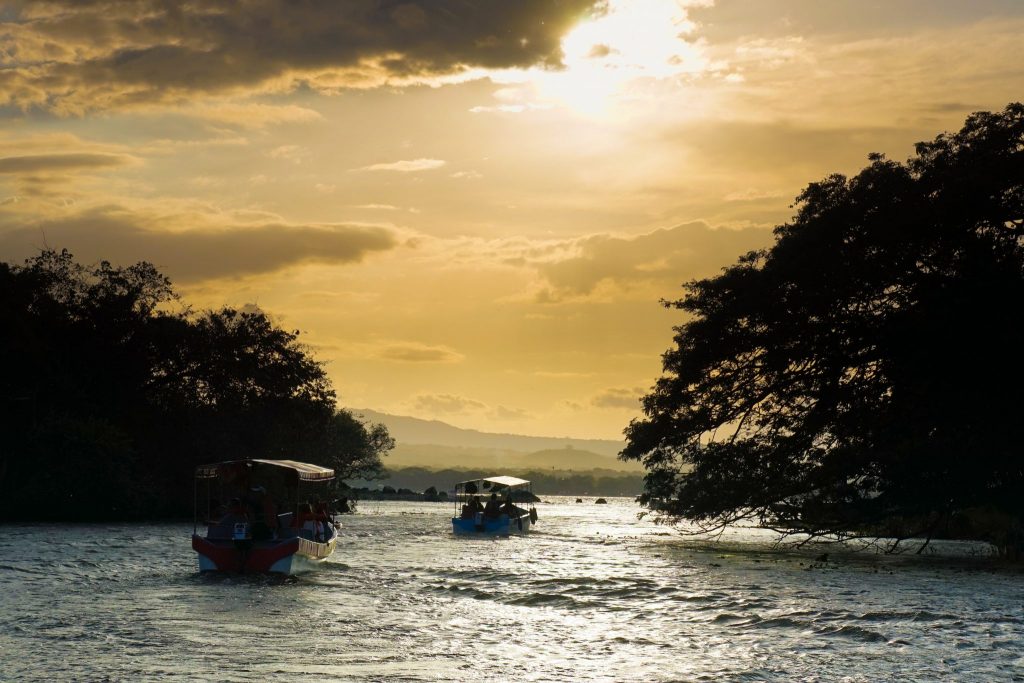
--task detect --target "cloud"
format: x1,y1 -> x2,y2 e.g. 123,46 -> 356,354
354,204 -> 401,211
377,343 -> 463,363
1,0 -> 603,113
412,393 -> 485,414
591,387 -> 645,410
488,405 -> 530,420
267,145 -> 310,163
529,221 -> 773,301
723,188 -> 787,202
0,205 -> 399,282
468,103 -> 550,113
185,103 -> 324,129
0,153 -> 137,174
357,158 -> 446,172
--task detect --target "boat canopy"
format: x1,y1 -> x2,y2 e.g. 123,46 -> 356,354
195,459 -> 334,482
456,476 -> 530,489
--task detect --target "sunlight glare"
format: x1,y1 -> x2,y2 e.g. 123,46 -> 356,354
533,0 -> 712,117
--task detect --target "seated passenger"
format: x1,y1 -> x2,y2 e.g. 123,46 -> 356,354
294,503 -> 316,527
247,487 -> 272,541
295,503 -> 326,541
220,497 -> 248,523
467,496 -> 483,513
483,493 -> 501,518
263,496 -> 279,538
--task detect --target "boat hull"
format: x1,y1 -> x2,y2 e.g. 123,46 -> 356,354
452,513 -> 531,536
192,530 -> 337,575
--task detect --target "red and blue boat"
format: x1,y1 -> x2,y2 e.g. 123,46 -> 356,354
191,459 -> 339,574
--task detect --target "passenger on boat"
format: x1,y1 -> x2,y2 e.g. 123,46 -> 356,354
462,496 -> 483,519
295,503 -> 316,526
295,503 -> 327,541
501,499 -> 523,517
483,493 -> 501,518
208,498 -> 226,522
247,487 -> 272,541
220,497 -> 248,523
314,501 -> 332,541
263,495 -> 280,539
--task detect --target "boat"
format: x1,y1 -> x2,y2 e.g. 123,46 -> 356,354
191,459 -> 340,574
451,476 -> 539,535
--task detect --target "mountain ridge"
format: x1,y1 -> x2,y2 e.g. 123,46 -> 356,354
350,408 -> 637,471
351,408 -> 625,455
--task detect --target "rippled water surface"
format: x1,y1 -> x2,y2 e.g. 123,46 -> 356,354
2,498 -> 1023,681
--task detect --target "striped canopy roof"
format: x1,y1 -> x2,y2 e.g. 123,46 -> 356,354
195,459 -> 334,482
455,476 -> 530,489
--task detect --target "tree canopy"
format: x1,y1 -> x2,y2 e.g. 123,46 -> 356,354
622,103 -> 1024,553
0,250 -> 392,520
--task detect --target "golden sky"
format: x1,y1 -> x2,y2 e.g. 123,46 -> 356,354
2,0 -> 1023,439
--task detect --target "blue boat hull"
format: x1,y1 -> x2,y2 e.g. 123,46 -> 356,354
452,513 -> 531,535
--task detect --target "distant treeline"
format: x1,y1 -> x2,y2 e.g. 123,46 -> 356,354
362,467 -> 643,498
0,250 -> 392,521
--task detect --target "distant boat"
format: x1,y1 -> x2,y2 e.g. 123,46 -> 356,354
451,476 -> 538,535
191,459 -> 339,574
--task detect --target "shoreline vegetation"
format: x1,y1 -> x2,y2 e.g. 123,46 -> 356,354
359,466 -> 642,499
0,250 -> 394,523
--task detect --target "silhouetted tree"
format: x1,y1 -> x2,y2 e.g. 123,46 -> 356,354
0,250 -> 392,520
622,103 -> 1024,555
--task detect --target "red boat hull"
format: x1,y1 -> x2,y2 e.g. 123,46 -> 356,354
192,532 -> 336,574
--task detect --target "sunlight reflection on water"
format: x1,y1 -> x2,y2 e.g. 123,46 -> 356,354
1,498 -> 1022,681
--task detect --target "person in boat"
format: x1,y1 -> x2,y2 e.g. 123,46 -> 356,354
501,498 -> 523,518
263,494 -> 280,539
247,487 -> 273,541
462,495 -> 484,519
207,498 -> 226,523
483,493 -> 501,518
295,502 -> 327,541
220,497 -> 248,523
314,500 -> 332,541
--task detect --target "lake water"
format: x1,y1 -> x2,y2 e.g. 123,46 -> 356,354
1,498 -> 1022,682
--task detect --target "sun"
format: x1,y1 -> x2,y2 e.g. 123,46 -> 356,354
529,0 -> 713,117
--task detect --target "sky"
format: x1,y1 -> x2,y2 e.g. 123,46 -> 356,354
2,0 -> 1023,440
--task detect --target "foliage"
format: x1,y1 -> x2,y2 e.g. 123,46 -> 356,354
366,467 -> 644,497
0,250 -> 392,520
622,103 -> 1024,553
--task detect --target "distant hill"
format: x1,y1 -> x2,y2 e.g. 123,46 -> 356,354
351,409 -> 638,472
385,443 -> 643,472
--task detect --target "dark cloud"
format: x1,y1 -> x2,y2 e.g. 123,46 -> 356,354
591,387 -> 643,409
2,0 -> 603,112
0,152 -> 136,173
412,393 -> 484,414
0,206 -> 398,281
378,343 -> 463,363
534,221 -> 773,300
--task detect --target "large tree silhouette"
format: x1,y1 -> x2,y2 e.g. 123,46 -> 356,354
0,250 -> 392,520
622,104 -> 1024,554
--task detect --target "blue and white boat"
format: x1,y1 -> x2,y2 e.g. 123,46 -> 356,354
451,476 -> 538,535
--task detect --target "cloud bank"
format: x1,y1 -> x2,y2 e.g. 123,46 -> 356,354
1,0 -> 603,114
0,205 -> 399,281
